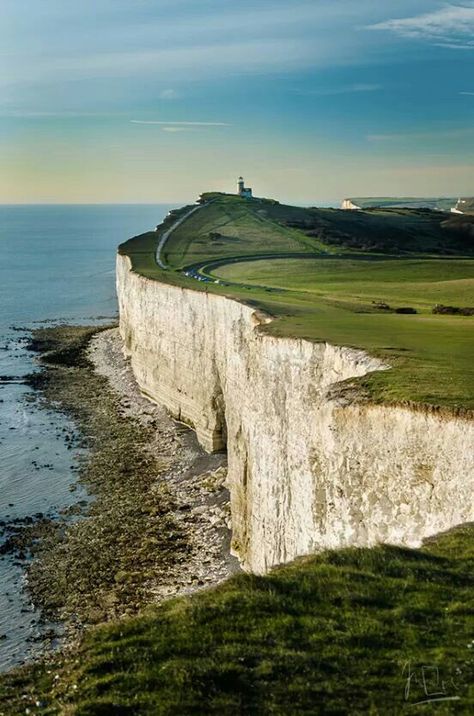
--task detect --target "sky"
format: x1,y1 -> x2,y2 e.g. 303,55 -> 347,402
0,0 -> 473,204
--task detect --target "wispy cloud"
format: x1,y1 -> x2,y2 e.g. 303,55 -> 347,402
159,89 -> 180,100
0,2 -> 384,90
130,120 -> 230,127
0,39 -> 324,89
368,126 -> 474,142
296,83 -> 382,96
460,91 -> 474,95
161,126 -> 190,133
366,3 -> 474,50
0,110 -> 106,118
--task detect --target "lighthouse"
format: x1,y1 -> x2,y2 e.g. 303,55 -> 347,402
238,176 -> 253,199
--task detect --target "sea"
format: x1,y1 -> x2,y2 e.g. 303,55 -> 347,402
0,204 -> 174,672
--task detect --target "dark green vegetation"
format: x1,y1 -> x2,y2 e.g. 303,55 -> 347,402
25,326 -> 187,625
1,524 -> 473,714
120,194 -> 474,410
276,205 -> 473,253
459,198 -> 474,214
443,212 -> 474,241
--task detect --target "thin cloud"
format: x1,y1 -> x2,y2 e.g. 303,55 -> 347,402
346,83 -> 382,93
368,127 -> 474,142
161,126 -> 191,132
433,41 -> 474,49
0,110 -> 106,117
130,120 -> 230,126
159,89 -> 180,100
0,39 -> 321,88
296,83 -> 382,96
460,91 -> 474,95
366,3 -> 474,49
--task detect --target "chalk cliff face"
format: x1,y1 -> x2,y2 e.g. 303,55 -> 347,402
341,199 -> 361,210
117,255 -> 474,573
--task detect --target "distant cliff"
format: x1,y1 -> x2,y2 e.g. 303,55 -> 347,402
341,197 -> 458,211
451,197 -> 474,214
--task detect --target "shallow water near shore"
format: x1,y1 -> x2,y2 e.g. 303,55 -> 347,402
0,204 -> 173,671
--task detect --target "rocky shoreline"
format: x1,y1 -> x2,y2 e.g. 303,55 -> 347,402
87,327 -> 240,601
3,325 -> 239,668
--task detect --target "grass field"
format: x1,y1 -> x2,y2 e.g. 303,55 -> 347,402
120,195 -> 474,411
2,524 -> 473,714
161,195 -> 324,269
211,256 -> 474,410
214,256 -> 474,307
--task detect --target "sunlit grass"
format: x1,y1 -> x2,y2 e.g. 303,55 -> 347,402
120,217 -> 474,410
2,526 -> 473,714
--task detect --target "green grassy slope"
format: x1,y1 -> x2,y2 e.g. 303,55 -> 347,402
162,194 -> 474,265
213,257 -> 474,409
119,195 -> 474,410
162,195 -> 324,268
216,257 -> 474,307
2,525 -> 473,714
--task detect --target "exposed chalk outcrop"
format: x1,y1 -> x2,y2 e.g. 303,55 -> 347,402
341,199 -> 361,210
117,254 -> 474,573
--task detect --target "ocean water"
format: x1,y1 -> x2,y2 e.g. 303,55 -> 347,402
0,204 -> 173,672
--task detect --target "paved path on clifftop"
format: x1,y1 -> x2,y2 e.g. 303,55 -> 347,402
155,200 -> 398,289
156,200 -> 216,269
181,251 -> 392,289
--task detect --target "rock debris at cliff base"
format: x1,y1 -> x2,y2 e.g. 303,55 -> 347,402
21,325 -> 239,637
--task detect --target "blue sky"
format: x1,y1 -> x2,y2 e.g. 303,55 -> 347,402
1,0 -> 473,203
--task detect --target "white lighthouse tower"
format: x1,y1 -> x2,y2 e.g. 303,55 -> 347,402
238,176 -> 253,199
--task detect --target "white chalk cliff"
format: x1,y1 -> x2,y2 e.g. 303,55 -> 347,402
341,199 -> 361,210
117,255 -> 474,573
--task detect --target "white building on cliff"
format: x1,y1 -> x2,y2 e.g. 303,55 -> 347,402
238,176 -> 253,199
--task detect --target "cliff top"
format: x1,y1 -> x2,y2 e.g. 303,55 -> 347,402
343,196 -> 459,211
344,196 -> 474,214
119,194 -> 474,412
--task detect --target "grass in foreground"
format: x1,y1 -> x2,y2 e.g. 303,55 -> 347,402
1,524 -> 473,714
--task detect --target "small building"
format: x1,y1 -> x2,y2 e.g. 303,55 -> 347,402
238,176 -> 253,199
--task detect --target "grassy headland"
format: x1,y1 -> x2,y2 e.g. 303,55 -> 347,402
119,194 -> 474,411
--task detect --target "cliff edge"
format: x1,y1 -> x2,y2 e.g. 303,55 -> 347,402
117,254 -> 474,573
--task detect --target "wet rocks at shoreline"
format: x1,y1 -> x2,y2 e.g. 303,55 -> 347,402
15,324 -> 239,646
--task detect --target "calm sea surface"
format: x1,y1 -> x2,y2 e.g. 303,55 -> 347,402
0,204 -> 173,671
